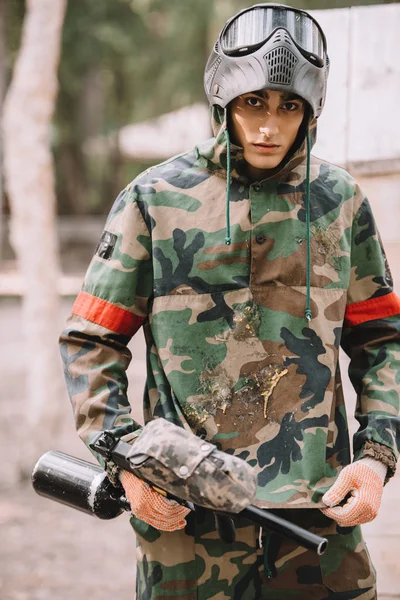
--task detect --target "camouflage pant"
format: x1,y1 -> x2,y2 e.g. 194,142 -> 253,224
131,508 -> 376,599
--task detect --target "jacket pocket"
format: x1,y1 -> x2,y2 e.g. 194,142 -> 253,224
319,524 -> 376,593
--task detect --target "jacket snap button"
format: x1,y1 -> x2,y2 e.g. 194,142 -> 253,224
256,234 -> 266,244
253,184 -> 261,192
179,466 -> 189,476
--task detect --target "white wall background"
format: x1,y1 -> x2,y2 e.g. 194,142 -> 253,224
312,3 -> 400,167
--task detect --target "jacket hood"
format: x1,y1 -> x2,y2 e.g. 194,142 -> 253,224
196,104 -> 317,183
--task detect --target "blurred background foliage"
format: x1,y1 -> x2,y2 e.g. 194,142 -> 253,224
2,0 -> 398,215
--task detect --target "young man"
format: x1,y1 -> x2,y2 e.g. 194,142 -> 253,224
60,4 -> 400,598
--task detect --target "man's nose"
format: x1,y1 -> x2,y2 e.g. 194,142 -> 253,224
258,113 -> 279,137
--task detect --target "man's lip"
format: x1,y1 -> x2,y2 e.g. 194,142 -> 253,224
252,142 -> 281,154
253,143 -> 280,148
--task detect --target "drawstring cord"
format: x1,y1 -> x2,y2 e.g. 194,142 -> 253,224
260,528 -> 275,579
224,128 -> 232,245
305,129 -> 312,321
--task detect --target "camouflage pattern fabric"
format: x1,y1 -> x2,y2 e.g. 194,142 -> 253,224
125,418 -> 257,513
132,508 -> 376,599
60,107 -> 400,511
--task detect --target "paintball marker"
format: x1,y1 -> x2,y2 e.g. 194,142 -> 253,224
32,427 -> 328,556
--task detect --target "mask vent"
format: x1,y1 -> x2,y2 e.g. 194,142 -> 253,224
265,47 -> 298,85
205,56 -> 222,93
271,29 -> 292,46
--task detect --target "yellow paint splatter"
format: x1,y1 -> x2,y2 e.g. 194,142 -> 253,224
260,367 -> 288,418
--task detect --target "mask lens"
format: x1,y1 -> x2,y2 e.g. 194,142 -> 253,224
223,7 -> 270,51
221,7 -> 325,59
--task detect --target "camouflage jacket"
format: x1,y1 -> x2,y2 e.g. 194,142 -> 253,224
60,111 -> 400,508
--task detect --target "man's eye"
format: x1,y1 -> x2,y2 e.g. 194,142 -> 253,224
282,102 -> 300,111
245,97 -> 262,107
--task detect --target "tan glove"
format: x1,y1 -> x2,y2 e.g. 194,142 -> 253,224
120,471 -> 191,532
321,458 -> 386,527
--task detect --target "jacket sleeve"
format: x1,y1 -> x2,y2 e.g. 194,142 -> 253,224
341,190 -> 400,481
59,183 -> 152,473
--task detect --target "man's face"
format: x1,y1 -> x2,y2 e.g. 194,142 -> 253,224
229,89 -> 305,180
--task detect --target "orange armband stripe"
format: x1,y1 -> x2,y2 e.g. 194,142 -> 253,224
72,291 -> 145,336
345,291 -> 400,326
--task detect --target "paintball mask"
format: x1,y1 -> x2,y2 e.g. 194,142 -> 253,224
204,3 -> 329,117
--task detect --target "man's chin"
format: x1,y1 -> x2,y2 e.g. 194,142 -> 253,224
244,154 -> 282,172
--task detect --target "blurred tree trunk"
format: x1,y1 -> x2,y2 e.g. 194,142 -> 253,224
0,0 -> 7,260
2,0 -> 67,476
